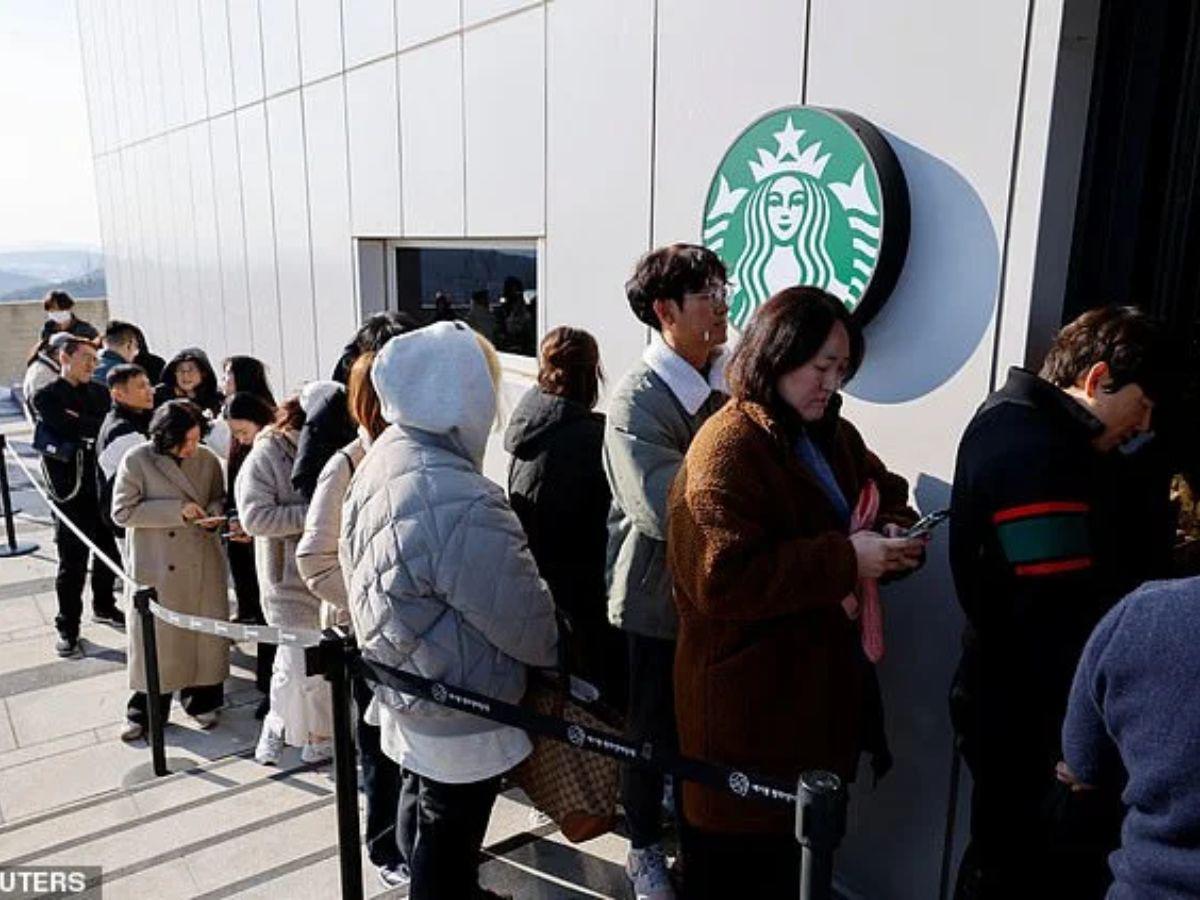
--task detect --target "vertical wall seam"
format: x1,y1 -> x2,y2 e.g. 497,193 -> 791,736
394,0 -> 405,236
339,0 -> 361,323
197,0 -> 230,356
296,0 -> 322,376
801,0 -> 812,103
174,0 -> 205,354
989,0 -> 1038,392
647,0 -> 660,250
460,0 -> 468,236
228,0 -> 257,351
541,0 -> 549,332
257,0 -> 287,388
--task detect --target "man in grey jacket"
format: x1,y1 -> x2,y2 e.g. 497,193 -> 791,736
605,244 -> 731,900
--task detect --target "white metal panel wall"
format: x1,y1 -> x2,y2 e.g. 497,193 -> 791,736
236,104 -> 286,380
462,7 -> 545,236
138,0 -> 166,138
397,0 -> 459,49
346,58 -> 402,235
266,91 -> 319,390
261,0 -> 301,97
652,0 -> 807,246
544,0 -> 655,383
298,0 -> 344,83
188,121 -> 229,364
343,0 -> 395,68
157,1 -> 185,130
463,0 -> 535,28
210,113 -> 254,361
120,0 -> 148,143
200,0 -> 236,116
178,0 -> 209,125
167,128 -> 201,350
398,37 -> 465,236
229,0 -> 266,106
303,77 -> 357,371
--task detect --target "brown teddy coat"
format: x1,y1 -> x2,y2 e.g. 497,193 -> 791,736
667,398 -> 915,834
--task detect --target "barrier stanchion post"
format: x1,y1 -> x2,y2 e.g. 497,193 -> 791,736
133,587 -> 168,777
0,434 -> 37,558
312,629 -> 363,900
796,770 -> 847,900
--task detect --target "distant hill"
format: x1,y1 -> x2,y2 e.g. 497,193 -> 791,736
0,248 -> 103,284
0,269 -> 44,297
0,267 -> 106,302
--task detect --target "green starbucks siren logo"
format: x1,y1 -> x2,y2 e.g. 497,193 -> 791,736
704,106 -> 909,327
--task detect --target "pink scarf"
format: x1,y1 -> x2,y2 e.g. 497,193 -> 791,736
841,479 -> 885,663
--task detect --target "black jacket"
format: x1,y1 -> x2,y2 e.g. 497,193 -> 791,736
291,385 -> 356,501
39,316 -> 98,343
96,404 -> 152,534
31,377 -> 111,502
505,388 -> 620,696
949,368 -> 1129,780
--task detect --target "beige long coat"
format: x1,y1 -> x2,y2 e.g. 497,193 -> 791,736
112,443 -> 231,693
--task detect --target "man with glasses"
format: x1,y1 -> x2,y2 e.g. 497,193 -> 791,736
604,243 -> 730,900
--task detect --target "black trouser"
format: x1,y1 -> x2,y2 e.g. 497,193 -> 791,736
351,674 -> 417,868
623,632 -> 681,850
126,683 -> 225,726
53,492 -> 120,638
680,826 -> 799,899
408,774 -> 501,900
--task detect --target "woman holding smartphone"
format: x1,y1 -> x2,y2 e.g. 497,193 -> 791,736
112,400 -> 230,741
667,287 -> 923,898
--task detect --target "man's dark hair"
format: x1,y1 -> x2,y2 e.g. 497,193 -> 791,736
107,363 -> 147,390
331,311 -> 420,384
59,336 -> 92,357
625,243 -> 727,331
103,320 -> 140,347
42,290 -> 74,311
149,400 -> 204,455
727,286 -> 864,417
1040,306 -> 1169,402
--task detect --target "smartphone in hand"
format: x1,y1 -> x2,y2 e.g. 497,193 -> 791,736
902,509 -> 950,539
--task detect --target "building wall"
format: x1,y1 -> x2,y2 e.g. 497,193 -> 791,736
77,1 -> 1089,896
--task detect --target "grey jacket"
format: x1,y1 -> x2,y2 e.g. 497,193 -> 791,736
341,321 -> 558,739
235,427 -> 323,631
604,359 -> 727,639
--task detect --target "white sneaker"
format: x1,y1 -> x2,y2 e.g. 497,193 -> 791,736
300,739 -> 333,764
627,845 -> 676,900
192,710 -> 219,730
376,863 -> 410,889
255,723 -> 285,766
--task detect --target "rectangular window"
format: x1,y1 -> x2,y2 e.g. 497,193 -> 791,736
386,241 -> 538,358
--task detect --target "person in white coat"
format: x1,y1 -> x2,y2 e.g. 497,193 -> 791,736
235,398 -> 332,765
340,322 -> 558,900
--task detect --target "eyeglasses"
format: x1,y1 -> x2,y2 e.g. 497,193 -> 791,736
683,284 -> 730,311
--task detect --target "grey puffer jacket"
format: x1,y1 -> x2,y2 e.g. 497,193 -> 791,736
341,321 -> 558,736
235,426 -> 322,630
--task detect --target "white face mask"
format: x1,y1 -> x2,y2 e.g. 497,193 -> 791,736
47,310 -> 72,324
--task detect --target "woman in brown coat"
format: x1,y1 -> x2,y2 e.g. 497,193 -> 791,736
112,400 -> 230,741
667,287 -> 924,898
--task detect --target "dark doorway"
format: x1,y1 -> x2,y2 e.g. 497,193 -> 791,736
1064,0 -> 1200,347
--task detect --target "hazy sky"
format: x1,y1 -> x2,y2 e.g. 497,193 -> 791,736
0,0 -> 100,250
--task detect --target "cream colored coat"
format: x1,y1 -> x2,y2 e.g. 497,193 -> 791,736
111,443 -> 231,693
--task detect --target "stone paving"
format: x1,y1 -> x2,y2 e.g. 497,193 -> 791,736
0,406 -> 633,898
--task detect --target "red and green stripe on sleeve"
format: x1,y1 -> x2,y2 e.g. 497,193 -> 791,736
992,501 -> 1092,577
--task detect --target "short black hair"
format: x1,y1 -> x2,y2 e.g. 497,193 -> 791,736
727,286 -> 863,415
149,400 -> 204,455
625,243 -> 727,331
106,363 -> 148,390
42,290 -> 74,311
331,311 -> 420,383
1040,306 -> 1169,402
103,320 -> 140,347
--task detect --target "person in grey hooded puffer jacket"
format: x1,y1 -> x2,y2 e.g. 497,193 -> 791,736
341,321 -> 558,900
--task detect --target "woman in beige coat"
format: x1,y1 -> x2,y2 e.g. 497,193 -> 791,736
236,397 -> 332,766
113,400 -> 230,741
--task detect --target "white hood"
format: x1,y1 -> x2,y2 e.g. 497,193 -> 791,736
371,321 -> 496,469
299,379 -> 343,414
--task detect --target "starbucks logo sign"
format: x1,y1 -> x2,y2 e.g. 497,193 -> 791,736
704,106 -> 909,327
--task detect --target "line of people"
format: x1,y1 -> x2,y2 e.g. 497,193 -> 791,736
21,258 -> 1197,900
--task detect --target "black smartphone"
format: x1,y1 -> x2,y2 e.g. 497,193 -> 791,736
902,509 -> 950,539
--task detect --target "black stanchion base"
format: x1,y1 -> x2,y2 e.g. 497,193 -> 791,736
0,542 -> 38,558
121,758 -> 190,787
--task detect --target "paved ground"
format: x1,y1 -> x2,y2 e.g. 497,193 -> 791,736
0,403 -> 635,898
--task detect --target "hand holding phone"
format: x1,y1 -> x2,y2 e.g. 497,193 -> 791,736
902,509 -> 950,539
